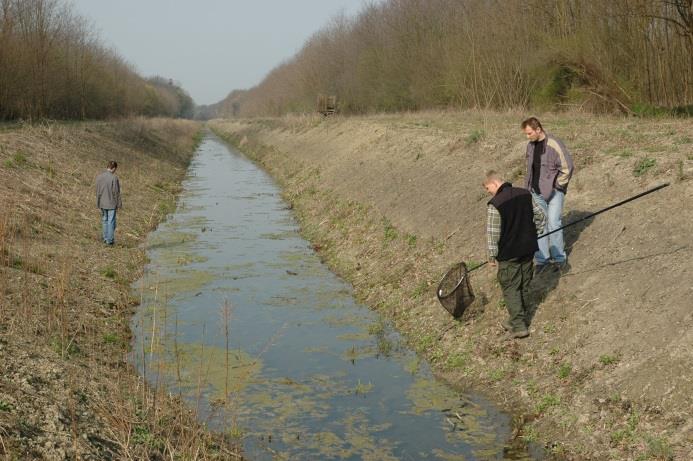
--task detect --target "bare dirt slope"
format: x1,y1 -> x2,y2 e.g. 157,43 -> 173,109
0,120 -> 239,459
211,111 -> 692,460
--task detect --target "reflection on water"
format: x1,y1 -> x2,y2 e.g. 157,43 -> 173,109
132,135 -> 536,460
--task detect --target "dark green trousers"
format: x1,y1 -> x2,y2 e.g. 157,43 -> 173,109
497,255 -> 534,331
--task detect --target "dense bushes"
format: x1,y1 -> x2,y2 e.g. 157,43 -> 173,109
209,0 -> 692,117
0,0 -> 194,121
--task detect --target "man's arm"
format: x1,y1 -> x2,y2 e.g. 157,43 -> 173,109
524,143 -> 532,190
487,205 -> 501,264
547,138 -> 573,192
114,177 -> 122,209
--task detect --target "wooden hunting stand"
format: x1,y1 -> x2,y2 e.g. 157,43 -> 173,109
317,94 -> 337,116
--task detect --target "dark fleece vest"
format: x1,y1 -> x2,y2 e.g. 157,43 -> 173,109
489,183 -> 539,261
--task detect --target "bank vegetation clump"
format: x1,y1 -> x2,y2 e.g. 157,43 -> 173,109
0,0 -> 194,121
206,0 -> 692,118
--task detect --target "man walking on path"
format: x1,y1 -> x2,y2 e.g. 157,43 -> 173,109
522,117 -> 574,272
96,160 -> 122,246
484,171 -> 546,338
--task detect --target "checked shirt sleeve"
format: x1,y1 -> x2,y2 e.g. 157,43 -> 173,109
486,205 -> 501,260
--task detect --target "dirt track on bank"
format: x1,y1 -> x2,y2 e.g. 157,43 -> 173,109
210,111 -> 692,460
0,120 -> 239,459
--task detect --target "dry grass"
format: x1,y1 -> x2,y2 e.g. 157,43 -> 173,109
210,111 -> 692,461
0,119 -> 240,459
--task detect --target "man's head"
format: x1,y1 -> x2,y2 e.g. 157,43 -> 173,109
483,170 -> 504,196
521,117 -> 544,142
107,160 -> 118,172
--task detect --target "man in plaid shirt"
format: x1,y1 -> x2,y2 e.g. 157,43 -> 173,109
484,171 -> 546,338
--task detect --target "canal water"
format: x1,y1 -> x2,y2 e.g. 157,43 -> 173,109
132,134 -> 535,460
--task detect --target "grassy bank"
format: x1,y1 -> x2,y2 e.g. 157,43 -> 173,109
210,111 -> 692,460
0,120 -> 239,459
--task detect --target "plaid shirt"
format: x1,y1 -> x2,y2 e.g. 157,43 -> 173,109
487,196 -> 546,260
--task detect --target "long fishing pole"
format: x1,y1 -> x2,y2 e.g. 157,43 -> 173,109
468,182 -> 670,273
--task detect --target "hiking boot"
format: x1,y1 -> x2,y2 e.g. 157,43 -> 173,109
511,328 -> 530,339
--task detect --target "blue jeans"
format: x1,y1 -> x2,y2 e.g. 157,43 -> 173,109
532,190 -> 566,264
101,209 -> 117,244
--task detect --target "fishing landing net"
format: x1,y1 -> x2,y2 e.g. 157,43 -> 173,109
437,262 -> 475,318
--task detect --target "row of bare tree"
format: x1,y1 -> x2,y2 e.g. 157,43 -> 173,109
0,0 -> 193,121
210,0 -> 692,117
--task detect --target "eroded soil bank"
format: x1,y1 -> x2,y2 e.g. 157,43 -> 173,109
210,111 -> 692,460
0,120 -> 239,459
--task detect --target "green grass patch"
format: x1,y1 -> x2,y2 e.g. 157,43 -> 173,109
411,280 -> 428,298
101,266 -> 117,279
535,393 -> 561,413
103,333 -> 121,344
489,368 -> 504,381
465,129 -> 485,145
557,362 -> 572,378
4,151 -> 28,168
609,148 -> 634,158
0,400 -> 12,412
382,219 -> 398,244
445,352 -> 469,370
642,435 -> 674,461
633,157 -> 656,176
599,354 -> 619,366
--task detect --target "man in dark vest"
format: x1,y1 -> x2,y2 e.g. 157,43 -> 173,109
484,171 -> 546,338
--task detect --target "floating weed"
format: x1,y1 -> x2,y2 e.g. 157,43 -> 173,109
404,357 -> 420,375
633,157 -> 656,176
353,380 -> 374,395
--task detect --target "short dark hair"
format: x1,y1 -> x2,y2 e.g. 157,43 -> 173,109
107,160 -> 118,170
521,117 -> 543,131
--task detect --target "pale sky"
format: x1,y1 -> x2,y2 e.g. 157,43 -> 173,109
70,0 -> 369,105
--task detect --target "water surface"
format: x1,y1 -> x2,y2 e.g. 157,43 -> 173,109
132,134 -> 536,460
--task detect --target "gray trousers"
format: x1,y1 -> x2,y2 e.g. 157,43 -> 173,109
497,256 -> 534,331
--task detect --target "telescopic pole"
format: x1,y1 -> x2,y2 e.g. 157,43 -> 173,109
468,182 -> 669,273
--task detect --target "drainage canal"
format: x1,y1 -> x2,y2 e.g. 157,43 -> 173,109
132,134 -> 537,460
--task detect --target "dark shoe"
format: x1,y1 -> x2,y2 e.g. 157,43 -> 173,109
511,328 -> 530,339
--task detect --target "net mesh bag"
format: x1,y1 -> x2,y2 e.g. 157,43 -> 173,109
437,262 -> 475,318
